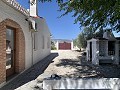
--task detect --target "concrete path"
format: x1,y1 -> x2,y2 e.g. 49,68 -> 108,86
1,50 -> 120,90
0,52 -> 58,90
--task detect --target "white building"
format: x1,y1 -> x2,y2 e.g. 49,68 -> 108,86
86,30 -> 120,65
0,0 -> 51,86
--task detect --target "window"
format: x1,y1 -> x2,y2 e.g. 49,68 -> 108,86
42,36 -> 45,49
108,41 -> 115,55
29,21 -> 33,29
99,41 -> 106,56
35,23 -> 37,30
29,20 -> 37,32
33,32 -> 38,50
47,37 -> 50,48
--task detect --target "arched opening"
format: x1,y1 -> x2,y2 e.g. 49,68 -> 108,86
0,19 -> 25,83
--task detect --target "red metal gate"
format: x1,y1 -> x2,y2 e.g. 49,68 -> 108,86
59,42 -> 71,50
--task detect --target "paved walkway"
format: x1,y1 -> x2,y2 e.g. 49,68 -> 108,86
0,53 -> 58,90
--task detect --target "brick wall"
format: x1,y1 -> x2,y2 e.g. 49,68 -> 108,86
0,22 -> 6,84
0,19 -> 25,84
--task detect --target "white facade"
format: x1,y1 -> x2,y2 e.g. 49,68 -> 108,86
0,0 -> 51,69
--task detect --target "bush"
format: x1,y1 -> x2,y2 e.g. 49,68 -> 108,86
51,46 -> 57,50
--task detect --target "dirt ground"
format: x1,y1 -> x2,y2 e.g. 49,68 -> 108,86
43,50 -> 120,78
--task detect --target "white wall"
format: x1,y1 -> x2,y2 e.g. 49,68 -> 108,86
32,18 -> 51,64
87,39 -> 99,65
0,1 -> 51,69
86,41 -> 90,61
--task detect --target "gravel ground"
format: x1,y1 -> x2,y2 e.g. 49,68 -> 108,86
41,50 -> 101,78
41,50 -> 120,78
2,50 -> 120,90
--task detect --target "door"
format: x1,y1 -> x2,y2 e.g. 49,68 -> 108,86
6,27 -> 15,77
90,42 -> 92,61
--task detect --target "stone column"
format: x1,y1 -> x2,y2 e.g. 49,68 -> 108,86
56,41 -> 59,50
71,41 -> 73,50
86,41 -> 90,61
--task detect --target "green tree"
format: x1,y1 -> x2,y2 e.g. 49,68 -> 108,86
51,41 -> 57,50
73,38 -> 77,46
74,26 -> 98,49
33,0 -> 120,32
59,0 -> 120,32
31,0 -> 120,32
78,32 -> 86,48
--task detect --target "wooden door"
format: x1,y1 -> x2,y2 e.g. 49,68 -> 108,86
6,27 -> 15,77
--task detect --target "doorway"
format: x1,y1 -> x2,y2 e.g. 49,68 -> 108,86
90,42 -> 92,61
6,27 -> 16,77
108,41 -> 115,55
0,19 -> 25,84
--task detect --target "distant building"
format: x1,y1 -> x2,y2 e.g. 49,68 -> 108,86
52,39 -> 73,50
0,0 -> 51,86
86,30 -> 120,65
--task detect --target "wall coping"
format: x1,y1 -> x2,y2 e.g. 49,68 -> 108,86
2,0 -> 30,16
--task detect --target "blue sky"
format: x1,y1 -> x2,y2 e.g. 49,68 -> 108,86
17,0 -> 81,40
17,0 -> 119,39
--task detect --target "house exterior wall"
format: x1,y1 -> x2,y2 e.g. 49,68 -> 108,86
32,18 -> 51,64
0,0 -> 51,85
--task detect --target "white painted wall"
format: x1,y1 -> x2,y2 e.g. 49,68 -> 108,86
32,17 -> 51,64
86,41 -> 90,61
87,39 -> 99,65
0,1 -> 51,69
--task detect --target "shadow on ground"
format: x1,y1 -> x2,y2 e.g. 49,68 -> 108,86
0,53 -> 58,90
55,51 -> 120,78
56,56 -> 102,78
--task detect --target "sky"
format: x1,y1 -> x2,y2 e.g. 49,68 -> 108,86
17,0 -> 119,39
16,0 -> 81,40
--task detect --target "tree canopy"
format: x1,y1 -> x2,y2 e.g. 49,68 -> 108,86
73,27 -> 96,48
33,0 -> 120,32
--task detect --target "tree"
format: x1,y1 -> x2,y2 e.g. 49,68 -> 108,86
78,32 -> 86,48
74,25 -> 107,49
73,38 -> 77,46
51,41 -> 57,50
32,0 -> 120,32
74,27 -> 95,49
